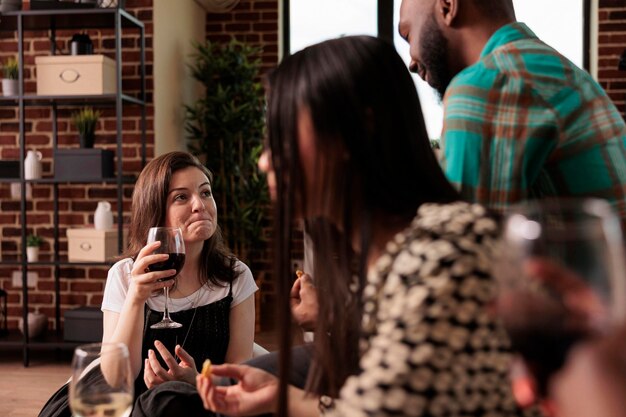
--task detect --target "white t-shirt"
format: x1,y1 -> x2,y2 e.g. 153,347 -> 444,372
102,257 -> 258,313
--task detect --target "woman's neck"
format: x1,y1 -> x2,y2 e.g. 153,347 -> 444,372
176,240 -> 203,289
356,212 -> 413,270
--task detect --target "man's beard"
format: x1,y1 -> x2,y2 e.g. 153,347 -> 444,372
419,14 -> 454,99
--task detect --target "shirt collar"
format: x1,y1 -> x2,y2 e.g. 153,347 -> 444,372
480,22 -> 538,59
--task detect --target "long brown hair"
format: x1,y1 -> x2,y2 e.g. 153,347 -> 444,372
123,151 -> 237,286
267,36 -> 459,413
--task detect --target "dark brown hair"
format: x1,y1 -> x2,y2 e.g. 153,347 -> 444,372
123,151 -> 236,287
267,36 -> 459,413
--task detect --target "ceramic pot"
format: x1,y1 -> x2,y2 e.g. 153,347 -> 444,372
26,246 -> 39,262
79,132 -> 95,148
0,0 -> 23,13
24,150 -> 43,180
18,312 -> 47,339
94,201 -> 113,230
2,79 -> 18,96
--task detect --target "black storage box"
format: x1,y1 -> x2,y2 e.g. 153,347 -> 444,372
64,306 -> 103,342
0,160 -> 20,179
54,149 -> 114,180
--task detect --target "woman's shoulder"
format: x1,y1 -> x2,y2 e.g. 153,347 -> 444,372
108,257 -> 134,276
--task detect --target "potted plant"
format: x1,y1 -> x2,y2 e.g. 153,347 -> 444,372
26,234 -> 43,262
185,38 -> 268,263
1,57 -> 18,97
71,107 -> 101,148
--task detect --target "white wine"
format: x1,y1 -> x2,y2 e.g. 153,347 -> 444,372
70,392 -> 133,417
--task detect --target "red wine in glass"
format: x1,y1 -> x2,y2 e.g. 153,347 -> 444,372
147,227 -> 185,329
496,198 -> 626,400
149,253 -> 186,281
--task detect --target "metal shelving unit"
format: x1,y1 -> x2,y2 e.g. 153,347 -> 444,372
0,8 -> 146,366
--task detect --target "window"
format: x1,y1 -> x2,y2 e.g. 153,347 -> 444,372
286,0 -> 589,139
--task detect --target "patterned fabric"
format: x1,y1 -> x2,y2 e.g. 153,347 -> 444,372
323,202 -> 535,417
441,22 -> 626,222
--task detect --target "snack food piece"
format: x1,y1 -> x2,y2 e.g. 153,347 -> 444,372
296,270 -> 304,278
201,359 -> 212,377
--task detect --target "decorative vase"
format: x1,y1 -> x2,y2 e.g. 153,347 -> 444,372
26,246 -> 39,262
2,79 -> 18,96
0,0 -> 22,13
79,132 -> 95,148
18,312 -> 47,339
94,201 -> 114,230
24,150 -> 43,180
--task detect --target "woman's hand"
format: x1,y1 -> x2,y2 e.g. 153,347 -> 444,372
128,241 -> 176,304
143,340 -> 198,388
196,364 -> 278,416
290,273 -> 318,331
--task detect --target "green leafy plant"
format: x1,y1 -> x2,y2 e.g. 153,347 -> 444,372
185,38 -> 268,262
26,234 -> 43,248
71,107 -> 101,147
2,57 -> 18,80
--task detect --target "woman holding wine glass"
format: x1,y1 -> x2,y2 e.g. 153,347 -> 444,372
101,151 -> 257,396
38,151 -> 257,417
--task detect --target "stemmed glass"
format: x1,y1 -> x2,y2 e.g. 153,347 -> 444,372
495,198 -> 626,398
147,226 -> 186,329
69,342 -> 133,417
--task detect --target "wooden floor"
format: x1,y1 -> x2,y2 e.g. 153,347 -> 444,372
0,328 -> 280,417
0,350 -> 73,417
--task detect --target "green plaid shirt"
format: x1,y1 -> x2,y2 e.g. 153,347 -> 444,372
441,22 -> 626,221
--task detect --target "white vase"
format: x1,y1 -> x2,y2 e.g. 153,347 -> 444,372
24,150 -> 43,180
1,79 -> 18,96
18,312 -> 47,339
94,201 -> 114,230
26,246 -> 39,262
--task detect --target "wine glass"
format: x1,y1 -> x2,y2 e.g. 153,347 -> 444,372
69,342 -> 133,417
495,198 -> 626,398
148,226 -> 186,329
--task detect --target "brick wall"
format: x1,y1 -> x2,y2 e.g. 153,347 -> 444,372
598,0 -> 626,119
0,0 -> 155,331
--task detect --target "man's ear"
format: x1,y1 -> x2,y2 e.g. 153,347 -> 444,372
436,0 -> 458,27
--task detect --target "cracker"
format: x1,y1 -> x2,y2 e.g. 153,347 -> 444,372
296,270 -> 304,278
201,359 -> 212,377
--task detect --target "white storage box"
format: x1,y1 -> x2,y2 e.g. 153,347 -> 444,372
67,228 -> 127,262
35,55 -> 116,96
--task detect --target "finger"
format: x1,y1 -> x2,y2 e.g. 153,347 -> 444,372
196,375 -> 211,410
290,277 -> 302,299
175,344 -> 196,369
209,363 -> 248,380
148,348 -> 172,381
144,357 -> 163,388
525,258 -> 589,292
154,340 -> 179,370
300,274 -> 314,287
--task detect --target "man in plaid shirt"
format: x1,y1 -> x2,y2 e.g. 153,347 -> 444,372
399,0 -> 626,222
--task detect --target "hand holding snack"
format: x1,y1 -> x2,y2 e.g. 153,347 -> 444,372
290,271 -> 318,331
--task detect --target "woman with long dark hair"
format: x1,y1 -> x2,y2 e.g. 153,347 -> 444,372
196,36 -> 529,417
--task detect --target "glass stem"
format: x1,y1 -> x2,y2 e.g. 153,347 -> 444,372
163,286 -> 172,321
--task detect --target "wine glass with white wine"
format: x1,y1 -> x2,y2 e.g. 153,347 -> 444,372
69,342 -> 133,417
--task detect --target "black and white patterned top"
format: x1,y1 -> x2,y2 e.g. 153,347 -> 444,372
323,202 -> 536,417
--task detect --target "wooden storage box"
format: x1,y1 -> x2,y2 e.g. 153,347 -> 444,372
35,55 -> 116,96
67,228 -> 127,262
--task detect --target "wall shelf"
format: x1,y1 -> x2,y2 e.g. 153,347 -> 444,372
0,8 -> 146,365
